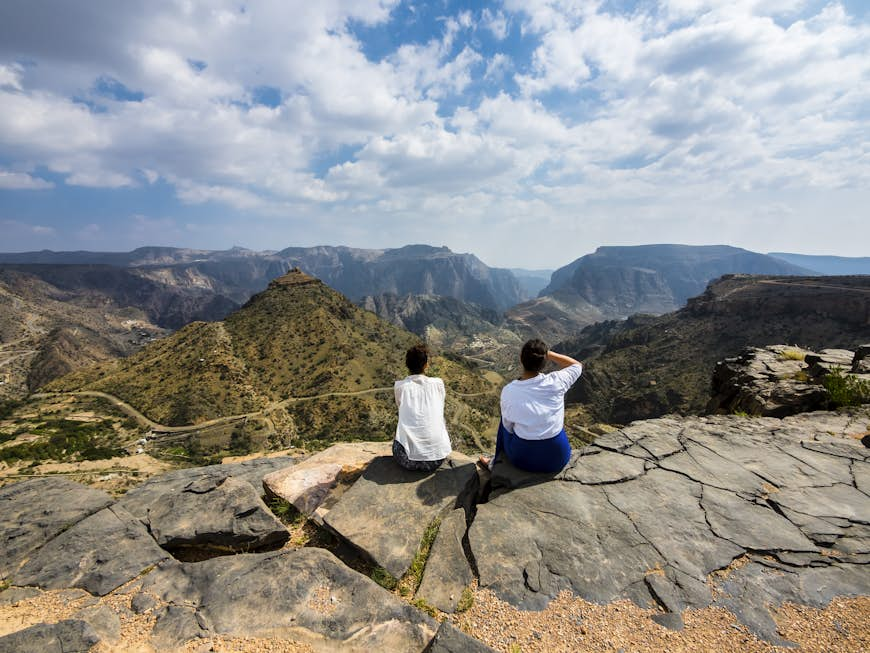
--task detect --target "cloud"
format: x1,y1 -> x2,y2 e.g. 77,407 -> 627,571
0,170 -> 54,189
0,1 -> 868,265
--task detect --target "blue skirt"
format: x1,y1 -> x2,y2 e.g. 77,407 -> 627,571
495,420 -> 571,473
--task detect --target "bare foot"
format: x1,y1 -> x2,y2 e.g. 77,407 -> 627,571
477,455 -> 491,470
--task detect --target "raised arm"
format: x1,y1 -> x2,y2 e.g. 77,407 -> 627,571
546,350 -> 581,369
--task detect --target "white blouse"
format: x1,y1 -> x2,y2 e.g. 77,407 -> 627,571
500,363 -> 583,440
394,375 -> 452,461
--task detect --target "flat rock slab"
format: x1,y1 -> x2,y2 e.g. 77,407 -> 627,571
325,454 -> 478,578
0,478 -> 114,577
13,504 -> 170,596
417,508 -> 473,613
116,456 -> 295,523
148,475 -> 288,552
263,442 -> 391,523
470,410 -> 870,641
0,619 -> 100,653
140,548 -> 436,652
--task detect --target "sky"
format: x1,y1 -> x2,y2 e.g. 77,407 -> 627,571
1,0 -> 868,269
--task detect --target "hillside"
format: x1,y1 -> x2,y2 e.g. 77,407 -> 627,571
47,270 -> 498,455
563,275 -> 870,423
509,245 -> 813,342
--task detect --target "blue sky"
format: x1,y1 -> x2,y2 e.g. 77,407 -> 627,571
1,0 -> 868,268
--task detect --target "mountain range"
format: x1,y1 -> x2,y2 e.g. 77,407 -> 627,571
0,244 -> 526,312
505,244 -> 814,343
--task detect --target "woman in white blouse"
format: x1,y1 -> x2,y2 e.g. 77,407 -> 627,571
481,338 -> 582,473
392,343 -> 452,472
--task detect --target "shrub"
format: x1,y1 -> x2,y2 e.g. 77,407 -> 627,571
823,367 -> 870,407
779,349 -> 806,362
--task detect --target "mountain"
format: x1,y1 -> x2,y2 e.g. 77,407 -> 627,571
562,274 -> 870,424
47,269 -> 498,454
768,252 -> 870,275
0,244 -> 526,312
507,245 -> 814,343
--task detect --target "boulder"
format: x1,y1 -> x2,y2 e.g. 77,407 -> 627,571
13,504 -> 170,595
0,478 -> 114,577
140,548 -> 436,652
324,454 -> 478,578
0,619 -> 100,653
147,475 -> 288,553
116,456 -> 295,523
708,345 -> 831,417
416,508 -> 473,613
263,442 -> 391,523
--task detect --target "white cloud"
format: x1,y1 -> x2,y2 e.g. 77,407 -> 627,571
0,1 -> 868,266
0,170 -> 53,189
481,8 -> 509,40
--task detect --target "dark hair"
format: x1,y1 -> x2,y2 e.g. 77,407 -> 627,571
520,338 -> 548,373
405,343 -> 429,374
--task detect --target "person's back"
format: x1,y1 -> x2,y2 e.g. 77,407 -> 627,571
483,339 -> 582,473
393,344 -> 451,472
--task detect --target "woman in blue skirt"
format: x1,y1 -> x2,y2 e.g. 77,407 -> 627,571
481,339 -> 582,473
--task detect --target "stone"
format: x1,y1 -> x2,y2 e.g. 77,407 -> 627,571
417,508 -> 473,613
650,612 -> 684,630
424,621 -> 498,653
140,548 -> 436,651
0,586 -> 41,606
117,457 -> 295,523
13,504 -> 169,595
151,604 -> 207,651
263,442 -> 390,523
324,454 -> 478,578
147,475 -> 288,553
0,478 -> 114,577
0,619 -> 100,653
130,591 -> 159,614
853,345 -> 870,373
72,604 -> 121,643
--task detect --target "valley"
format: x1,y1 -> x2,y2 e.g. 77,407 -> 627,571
1,243 -> 868,481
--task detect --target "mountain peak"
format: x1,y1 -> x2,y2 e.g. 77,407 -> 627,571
268,267 -> 319,288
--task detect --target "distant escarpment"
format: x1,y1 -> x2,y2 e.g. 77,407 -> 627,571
564,275 -> 870,424
508,244 -> 813,342
47,269 -> 498,455
0,244 -> 526,313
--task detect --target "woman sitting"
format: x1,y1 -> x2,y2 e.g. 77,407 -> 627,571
392,343 -> 452,472
482,338 -> 583,473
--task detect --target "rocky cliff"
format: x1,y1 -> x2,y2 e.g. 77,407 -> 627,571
508,245 -> 814,343
564,274 -> 870,424
2,406 -> 868,651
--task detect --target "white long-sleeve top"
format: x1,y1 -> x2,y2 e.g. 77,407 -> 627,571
500,363 -> 583,440
394,374 -> 452,461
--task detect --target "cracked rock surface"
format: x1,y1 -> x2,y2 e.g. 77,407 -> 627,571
470,408 -> 870,643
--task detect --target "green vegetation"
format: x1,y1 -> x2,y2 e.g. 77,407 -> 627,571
0,399 -> 23,420
411,598 -> 438,618
370,566 -> 399,591
398,517 -> 441,597
456,585 -> 474,612
823,367 -> 870,407
0,418 -> 124,463
0,579 -> 9,592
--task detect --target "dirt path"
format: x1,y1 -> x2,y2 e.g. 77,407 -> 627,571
0,350 -> 38,368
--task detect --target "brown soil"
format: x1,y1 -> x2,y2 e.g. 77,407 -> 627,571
1,580 -> 867,652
